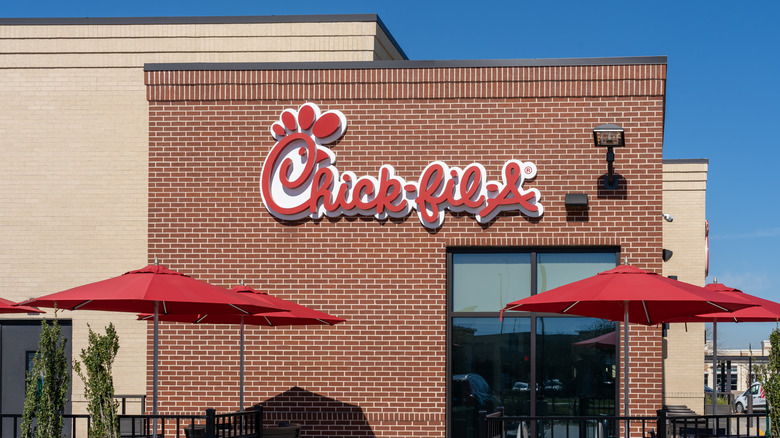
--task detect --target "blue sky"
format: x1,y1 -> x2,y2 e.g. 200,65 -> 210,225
5,0 -> 779,348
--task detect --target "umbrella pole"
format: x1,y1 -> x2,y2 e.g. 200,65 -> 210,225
712,319 -> 717,427
153,301 -> 159,438
240,315 -> 245,411
624,303 -> 629,420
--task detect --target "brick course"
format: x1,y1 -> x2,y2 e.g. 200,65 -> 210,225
147,61 -> 665,437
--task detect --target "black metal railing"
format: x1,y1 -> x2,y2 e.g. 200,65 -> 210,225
664,412 -> 766,438
478,410 -> 656,438
0,406 -> 263,438
479,409 -> 770,438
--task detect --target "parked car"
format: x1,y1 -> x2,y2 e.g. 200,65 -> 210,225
734,382 -> 765,413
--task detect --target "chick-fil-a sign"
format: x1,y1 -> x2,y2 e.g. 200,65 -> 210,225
260,103 -> 544,229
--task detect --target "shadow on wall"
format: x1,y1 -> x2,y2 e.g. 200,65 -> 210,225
258,386 -> 376,437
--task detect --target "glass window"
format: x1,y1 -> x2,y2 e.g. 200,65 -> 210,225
26,351 -> 36,373
449,249 -> 618,436
451,317 -> 531,438
453,253 -> 531,312
537,253 -> 617,293
536,317 -> 616,416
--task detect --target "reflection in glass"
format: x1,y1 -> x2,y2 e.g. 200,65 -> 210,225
536,317 -> 616,418
453,253 -> 531,312
537,253 -> 616,293
451,317 -> 531,438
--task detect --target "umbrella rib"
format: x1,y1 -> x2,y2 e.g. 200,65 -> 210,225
73,300 -> 93,310
643,301 -> 650,324
196,315 -> 207,324
230,304 -> 251,314
562,302 -> 579,313
707,301 -> 729,312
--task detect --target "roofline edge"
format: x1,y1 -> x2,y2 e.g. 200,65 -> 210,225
0,14 -> 384,25
662,158 -> 710,164
144,56 -> 668,71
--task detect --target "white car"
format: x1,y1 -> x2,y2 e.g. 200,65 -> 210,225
734,382 -> 766,413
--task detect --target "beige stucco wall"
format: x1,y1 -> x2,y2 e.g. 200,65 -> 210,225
0,16 -> 404,415
662,159 -> 709,413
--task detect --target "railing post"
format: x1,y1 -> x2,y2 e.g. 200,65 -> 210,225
254,404 -> 263,438
205,408 -> 216,438
656,409 -> 667,438
477,410 -> 487,438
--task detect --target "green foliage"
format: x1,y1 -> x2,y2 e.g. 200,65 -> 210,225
21,318 -> 70,438
73,323 -> 120,438
759,327 -> 780,436
705,394 -> 730,405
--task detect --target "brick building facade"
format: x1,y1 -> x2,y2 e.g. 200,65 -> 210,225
145,58 -> 667,436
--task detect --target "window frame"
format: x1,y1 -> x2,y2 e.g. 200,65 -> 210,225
446,246 -> 620,435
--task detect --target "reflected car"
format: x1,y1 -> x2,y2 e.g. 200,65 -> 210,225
704,385 -> 713,393
543,379 -> 563,391
513,382 -> 530,391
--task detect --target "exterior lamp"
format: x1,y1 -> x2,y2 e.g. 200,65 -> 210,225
593,124 -> 625,190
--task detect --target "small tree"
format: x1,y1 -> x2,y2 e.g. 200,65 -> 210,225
21,317 -> 70,438
74,323 -> 120,438
759,327 -> 780,436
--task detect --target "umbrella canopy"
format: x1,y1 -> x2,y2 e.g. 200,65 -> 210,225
666,282 -> 780,415
138,284 -> 345,409
502,265 -> 754,325
573,330 -> 616,349
501,264 -> 755,417
17,264 -> 288,424
670,283 -> 780,323
18,265 -> 283,315
140,284 -> 345,326
0,296 -> 44,314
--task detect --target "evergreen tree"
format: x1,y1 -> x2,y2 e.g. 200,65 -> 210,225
759,327 -> 780,436
73,323 -> 120,438
21,317 -> 70,438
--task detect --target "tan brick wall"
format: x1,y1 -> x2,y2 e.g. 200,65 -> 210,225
0,16 -> 403,415
662,160 -> 708,413
146,63 -> 666,436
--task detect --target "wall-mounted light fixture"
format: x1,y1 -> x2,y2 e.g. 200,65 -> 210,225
593,124 -> 625,190
662,213 -> 674,222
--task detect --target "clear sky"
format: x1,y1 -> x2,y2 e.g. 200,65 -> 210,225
4,0 -> 779,348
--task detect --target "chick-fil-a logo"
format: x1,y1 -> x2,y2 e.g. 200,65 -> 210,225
260,103 -> 544,229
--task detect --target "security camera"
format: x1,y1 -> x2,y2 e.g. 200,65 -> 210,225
662,213 -> 674,222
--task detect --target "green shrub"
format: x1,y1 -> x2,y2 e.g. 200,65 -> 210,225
758,327 -> 780,436
21,317 -> 70,438
74,323 -> 120,438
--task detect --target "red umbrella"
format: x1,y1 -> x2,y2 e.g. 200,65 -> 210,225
17,265 -> 287,420
573,330 -> 616,349
0,296 -> 44,314
675,283 -> 780,323
666,282 -> 780,414
138,284 -> 345,409
501,264 -> 755,416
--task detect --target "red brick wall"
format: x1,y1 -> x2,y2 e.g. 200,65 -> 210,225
146,62 -> 666,437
